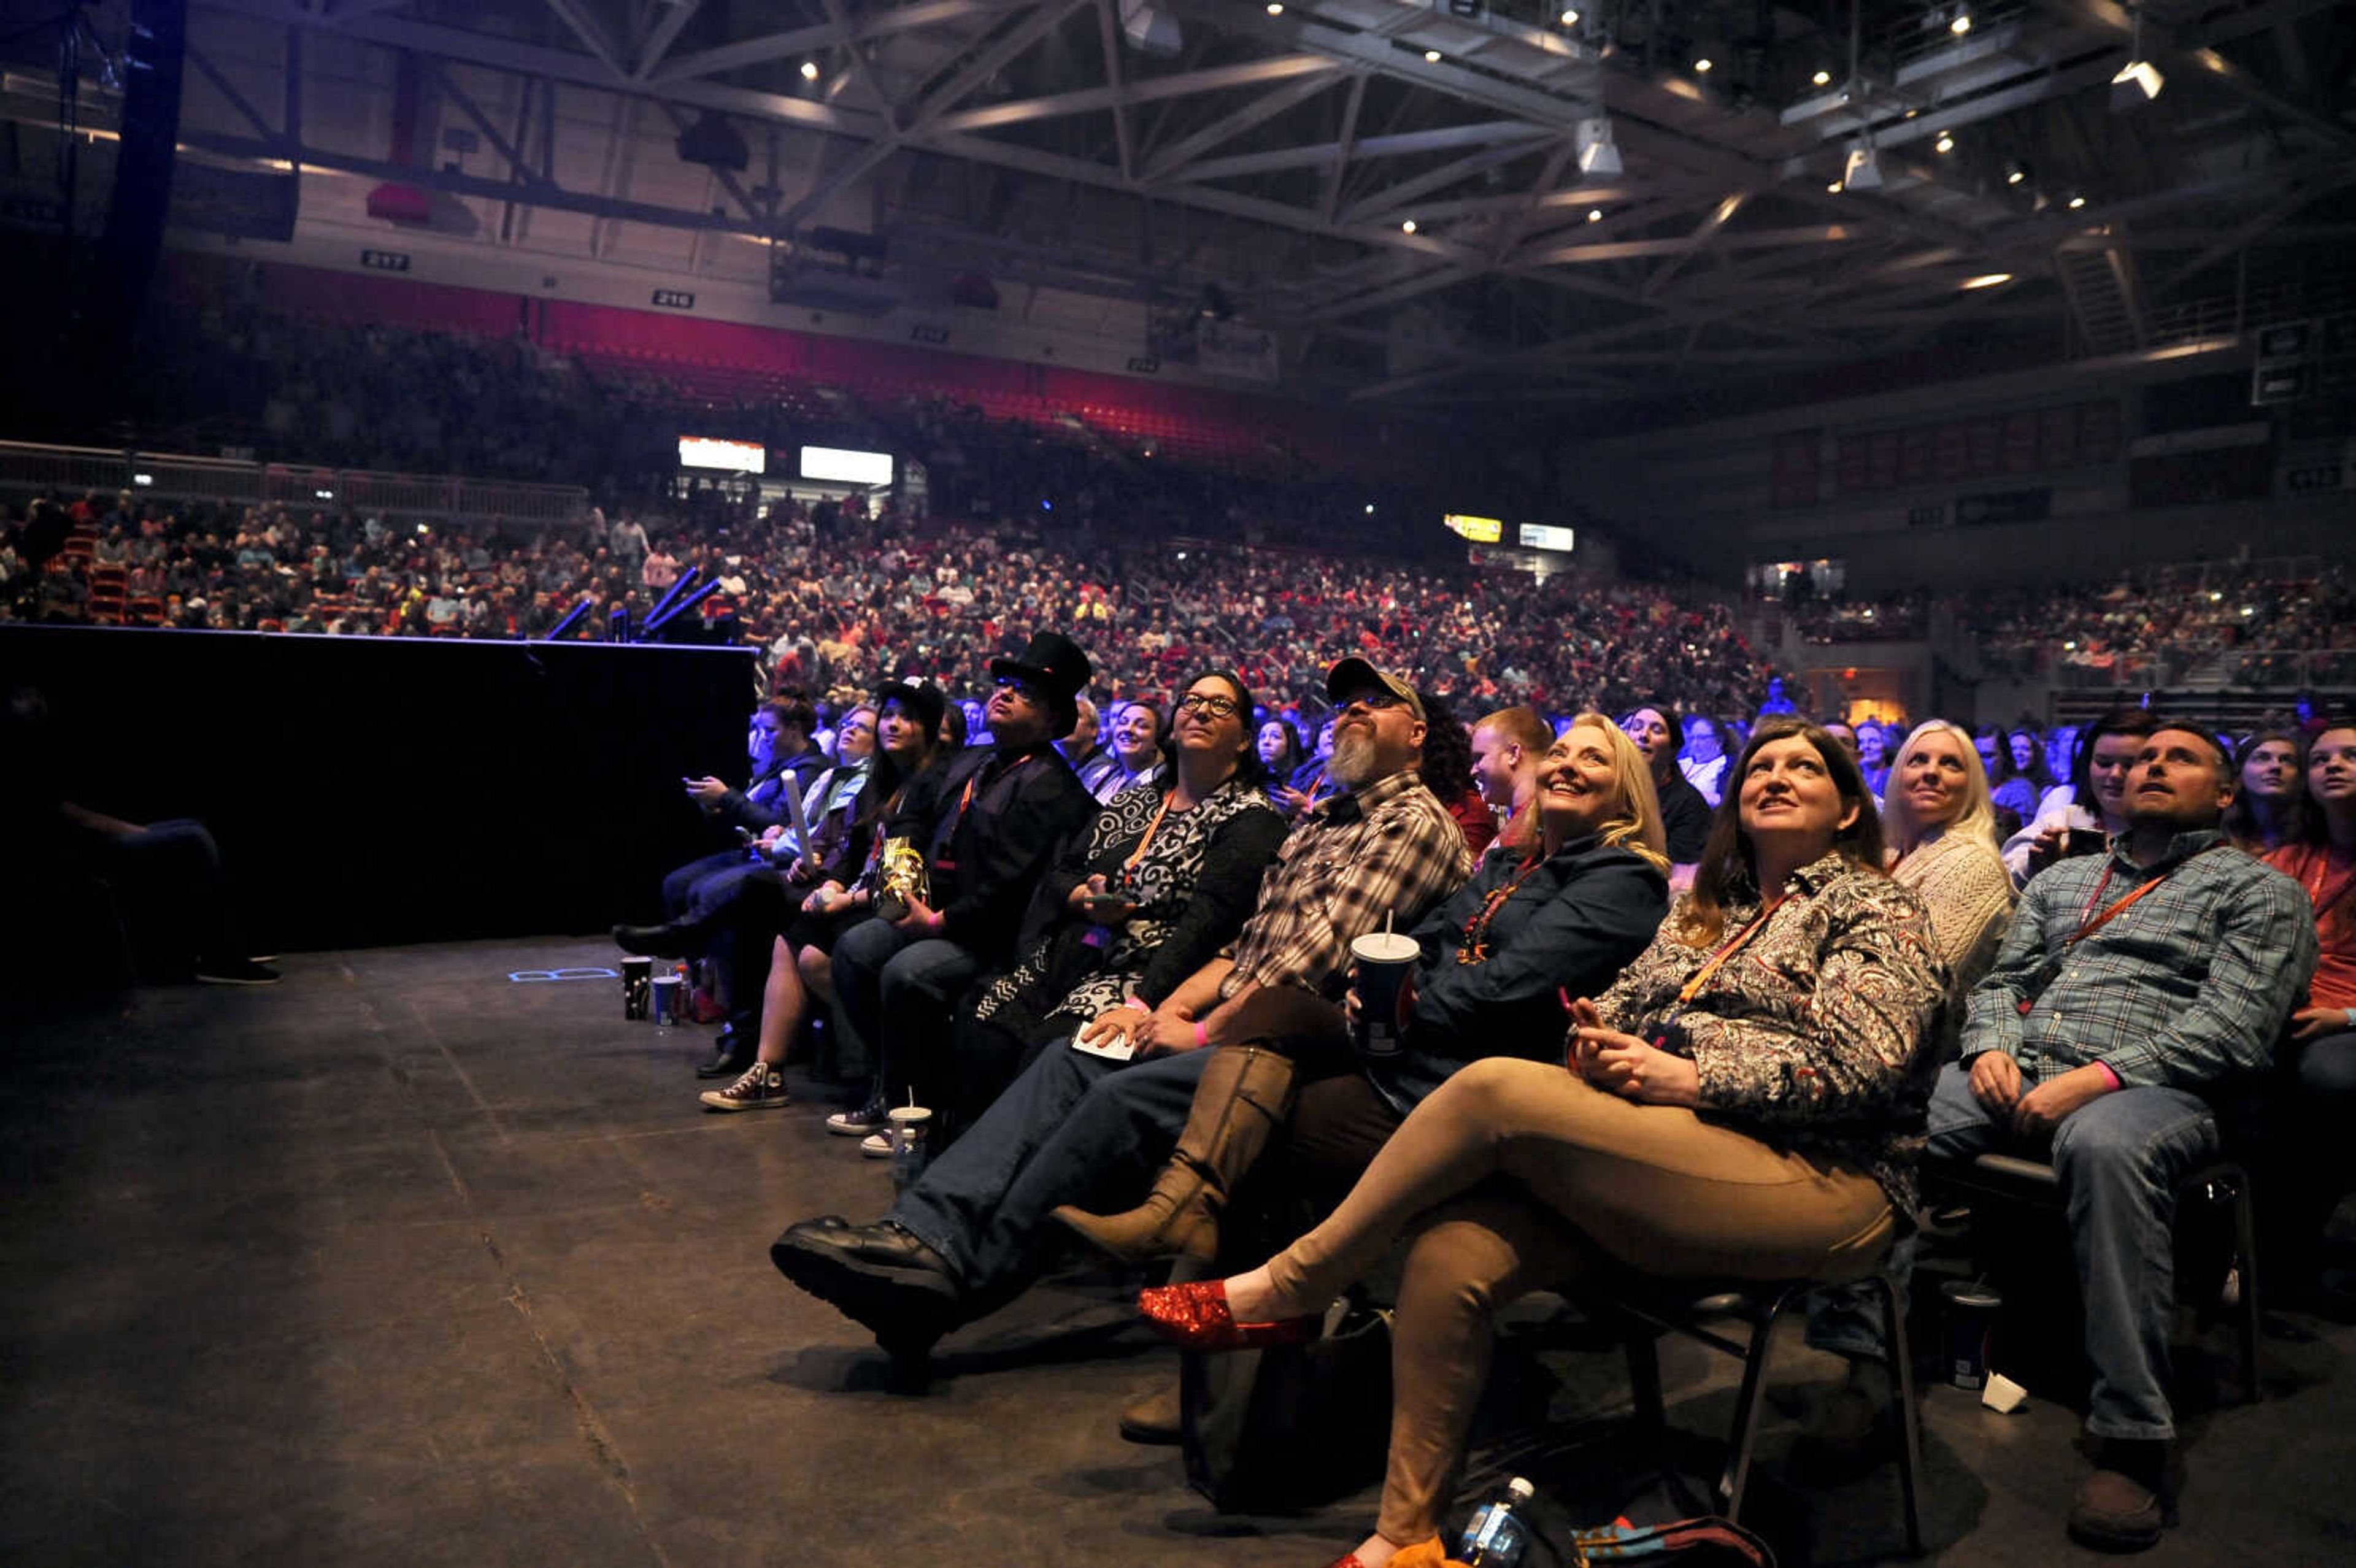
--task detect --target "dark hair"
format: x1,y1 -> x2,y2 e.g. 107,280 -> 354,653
1255,715 -> 1304,776
2006,723 -> 2052,790
2220,728 -> 2309,851
1620,702 -> 1683,784
761,693 -> 816,737
939,702 -> 970,749
1415,690 -> 1474,805
1171,668 -> 1266,787
2069,707 -> 2158,801
1975,724 -> 2022,785
1677,717 -> 1887,947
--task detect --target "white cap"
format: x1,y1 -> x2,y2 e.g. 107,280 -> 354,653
1505,1477 -> 1535,1504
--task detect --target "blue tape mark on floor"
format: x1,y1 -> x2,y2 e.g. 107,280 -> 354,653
508,967 -> 620,983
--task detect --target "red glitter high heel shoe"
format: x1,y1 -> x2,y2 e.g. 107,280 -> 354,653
1136,1279 -> 1319,1351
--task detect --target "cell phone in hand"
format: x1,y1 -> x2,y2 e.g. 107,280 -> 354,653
2061,827 -> 2106,858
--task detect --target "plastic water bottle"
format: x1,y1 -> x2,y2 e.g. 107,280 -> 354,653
1456,1476 -> 1536,1566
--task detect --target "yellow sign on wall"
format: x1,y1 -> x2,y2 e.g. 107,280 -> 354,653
1443,513 -> 1503,543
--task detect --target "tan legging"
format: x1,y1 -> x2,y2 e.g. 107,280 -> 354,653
1263,1056 -> 1898,1546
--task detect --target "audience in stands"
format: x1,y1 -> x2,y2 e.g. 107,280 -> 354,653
1138,718 -> 1945,1568
2223,728 -> 2309,855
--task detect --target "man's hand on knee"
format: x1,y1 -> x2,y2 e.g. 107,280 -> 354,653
2011,1062 -> 2115,1139
1968,1051 -> 2023,1115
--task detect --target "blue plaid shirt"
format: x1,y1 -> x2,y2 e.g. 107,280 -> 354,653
1961,828 -> 2316,1088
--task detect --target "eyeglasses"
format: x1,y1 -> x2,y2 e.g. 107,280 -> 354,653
1340,690 -> 1409,713
993,675 -> 1043,702
1176,693 -> 1240,718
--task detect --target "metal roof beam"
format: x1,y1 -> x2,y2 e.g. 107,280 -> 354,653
1140,68 -> 1342,181
930,52 -> 1333,133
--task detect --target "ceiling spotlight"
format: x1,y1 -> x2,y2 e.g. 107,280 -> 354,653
1266,2 -> 1284,13
1961,272 -> 2014,290
1812,69 -> 1832,87
1561,8 -> 1580,24
1693,57 -> 1714,74
1842,140 -> 1884,191
1401,218 -> 1418,234
2068,193 -> 2087,210
799,59 -> 820,81
1425,48 -> 1442,63
2111,57 -> 2165,108
1574,117 -> 1621,177
2005,159 -> 2029,185
1934,131 -> 1955,153
1949,9 -> 1973,36
1587,207 -> 1604,222
1827,180 -> 1844,193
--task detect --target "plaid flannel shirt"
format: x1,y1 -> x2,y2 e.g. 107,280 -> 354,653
1220,767 -> 1474,1002
1963,827 -> 2316,1088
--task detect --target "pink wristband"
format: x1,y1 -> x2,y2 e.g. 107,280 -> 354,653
2093,1060 -> 2122,1091
1193,1021 -> 1210,1049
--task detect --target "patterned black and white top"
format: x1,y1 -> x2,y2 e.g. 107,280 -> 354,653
972,775 -> 1287,1032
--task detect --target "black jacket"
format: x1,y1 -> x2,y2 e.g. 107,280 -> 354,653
915,740 -> 1096,962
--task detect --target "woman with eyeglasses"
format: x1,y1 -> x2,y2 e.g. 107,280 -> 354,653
932,673 -> 1290,1137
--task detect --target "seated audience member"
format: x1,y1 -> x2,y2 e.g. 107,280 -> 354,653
1058,696 -> 1113,795
701,682 -> 948,1101
1416,691 -> 1495,858
1979,725 -> 2041,823
1138,718 -> 1944,1568
934,671 -> 1288,1139
1678,713 -> 1734,805
1920,724 -> 2313,1550
1280,714 -> 1340,816
616,697 -> 820,962
1858,721 -> 1892,799
1467,705 -> 1552,853
2222,728 -> 2308,855
2009,724 -> 2052,800
768,658 -> 1473,1360
2262,719 -> 2356,1297
2001,707 -> 2157,887
1882,720 -> 2018,1002
1053,712 -> 1671,1266
823,632 -> 1099,1139
1088,698 -> 1171,805
1254,717 -> 1304,807
2043,725 -> 2081,802
1621,705 -> 1711,869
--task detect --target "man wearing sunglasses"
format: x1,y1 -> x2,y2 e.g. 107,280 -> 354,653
825,631 -> 1100,1142
772,657 -> 1474,1371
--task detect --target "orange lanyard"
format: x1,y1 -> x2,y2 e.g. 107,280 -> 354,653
1458,853 -> 1545,965
1122,791 -> 1179,872
1676,894 -> 1796,1007
2065,850 -> 2215,948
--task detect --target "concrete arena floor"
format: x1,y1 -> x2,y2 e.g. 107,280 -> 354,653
3,937 -> 2352,1568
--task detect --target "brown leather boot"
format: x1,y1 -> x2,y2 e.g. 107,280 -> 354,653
1049,1045 -> 1297,1265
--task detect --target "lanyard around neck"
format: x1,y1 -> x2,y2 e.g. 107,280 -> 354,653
1676,891 -> 1800,1007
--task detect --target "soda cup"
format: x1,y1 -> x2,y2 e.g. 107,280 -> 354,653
1349,929 -> 1421,1059
887,1105 -> 933,1192
1942,1279 -> 2002,1391
621,955 -> 652,1020
650,972 -> 682,1026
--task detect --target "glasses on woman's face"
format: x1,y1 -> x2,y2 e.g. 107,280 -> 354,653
1176,692 -> 1239,718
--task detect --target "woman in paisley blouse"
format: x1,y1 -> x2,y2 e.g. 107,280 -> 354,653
928,669 -> 1290,1137
1139,717 -> 1947,1568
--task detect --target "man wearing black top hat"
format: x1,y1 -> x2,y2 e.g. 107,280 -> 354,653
826,631 -> 1100,1137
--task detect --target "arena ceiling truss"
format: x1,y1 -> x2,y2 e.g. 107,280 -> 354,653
25,1 -> 2356,410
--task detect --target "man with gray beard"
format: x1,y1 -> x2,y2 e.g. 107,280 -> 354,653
770,658 -> 1473,1367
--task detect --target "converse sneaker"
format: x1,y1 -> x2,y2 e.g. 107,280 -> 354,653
826,1096 -> 888,1137
699,1063 -> 790,1112
860,1131 -> 895,1158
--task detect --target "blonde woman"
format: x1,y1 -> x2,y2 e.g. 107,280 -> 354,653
1053,715 -> 1674,1270
1881,719 -> 2018,1014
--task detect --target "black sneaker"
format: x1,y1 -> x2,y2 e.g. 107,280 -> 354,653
195,958 -> 280,986
826,1096 -> 888,1137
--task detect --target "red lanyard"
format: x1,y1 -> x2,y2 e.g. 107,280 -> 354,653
2066,848 -> 2216,948
1458,853 -> 1545,965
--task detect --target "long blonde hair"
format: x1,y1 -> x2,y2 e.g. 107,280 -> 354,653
1881,719 -> 2002,859
1563,713 -> 1670,875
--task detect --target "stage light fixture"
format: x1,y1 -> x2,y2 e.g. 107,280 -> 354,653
1841,140 -> 1884,191
1812,69 -> 1832,86
1934,131 -> 1955,153
1587,207 -> 1603,222
1401,218 -> 1418,233
1561,9 -> 1580,25
1961,272 -> 2013,289
2068,194 -> 2087,210
1827,180 -> 1844,194
1694,56 -> 1714,73
799,60 -> 820,81
1425,48 -> 1442,63
1266,2 -> 1284,13
2110,6 -> 2163,109
2004,159 -> 2030,185
1949,8 -> 1973,36
1574,117 -> 1621,177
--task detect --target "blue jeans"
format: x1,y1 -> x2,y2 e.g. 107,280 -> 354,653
829,917 -> 983,1105
1933,1061 -> 2217,1440
111,818 -> 245,966
890,1044 -> 1214,1317
661,850 -> 757,922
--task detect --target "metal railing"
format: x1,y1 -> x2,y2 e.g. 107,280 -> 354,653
0,440 -> 590,526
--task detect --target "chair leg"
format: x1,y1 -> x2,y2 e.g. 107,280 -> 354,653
2228,1173 -> 2263,1404
1874,1273 -> 1927,1558
1715,1290 -> 1798,1523
1623,1323 -> 1666,1435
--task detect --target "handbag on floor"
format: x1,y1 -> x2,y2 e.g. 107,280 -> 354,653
1180,1299 -> 1393,1512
